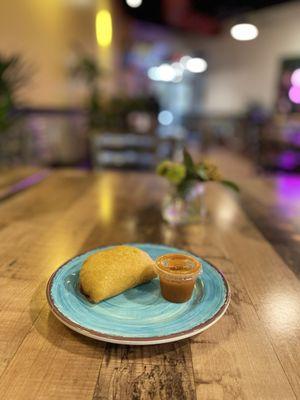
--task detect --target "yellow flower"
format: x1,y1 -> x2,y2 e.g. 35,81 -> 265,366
202,160 -> 222,181
156,161 -> 186,184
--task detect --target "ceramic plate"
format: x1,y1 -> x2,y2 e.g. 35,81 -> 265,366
46,244 -> 230,345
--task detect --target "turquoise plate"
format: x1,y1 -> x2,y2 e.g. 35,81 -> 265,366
46,244 -> 230,345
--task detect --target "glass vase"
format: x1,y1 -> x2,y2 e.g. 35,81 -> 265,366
162,182 -> 206,225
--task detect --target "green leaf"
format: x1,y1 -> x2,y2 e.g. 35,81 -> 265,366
221,180 -> 240,192
196,165 -> 209,181
183,149 -> 195,175
176,179 -> 194,197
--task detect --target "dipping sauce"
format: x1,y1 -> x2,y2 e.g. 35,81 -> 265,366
155,253 -> 202,303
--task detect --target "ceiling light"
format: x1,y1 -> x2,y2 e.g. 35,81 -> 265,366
126,0 -> 142,8
186,58 -> 207,73
158,111 -> 173,126
158,64 -> 176,81
148,64 -> 176,82
179,55 -> 192,68
147,67 -> 160,81
171,62 -> 184,82
230,23 -> 258,41
171,62 -> 184,72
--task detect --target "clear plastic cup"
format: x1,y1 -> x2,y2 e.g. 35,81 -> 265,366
155,253 -> 202,303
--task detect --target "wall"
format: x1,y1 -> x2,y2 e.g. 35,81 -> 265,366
0,0 -> 97,106
196,2 -> 300,114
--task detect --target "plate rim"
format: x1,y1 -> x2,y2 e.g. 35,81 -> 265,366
46,243 -> 231,345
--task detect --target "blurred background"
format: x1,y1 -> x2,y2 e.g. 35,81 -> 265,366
1,0 -> 300,173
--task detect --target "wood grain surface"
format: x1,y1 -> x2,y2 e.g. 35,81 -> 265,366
241,176 -> 300,278
0,168 -> 299,400
0,167 -> 39,190
0,167 -> 48,202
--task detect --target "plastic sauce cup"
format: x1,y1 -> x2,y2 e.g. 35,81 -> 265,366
155,253 -> 202,303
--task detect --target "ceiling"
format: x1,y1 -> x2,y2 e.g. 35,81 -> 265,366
191,0 -> 292,18
122,0 -> 294,35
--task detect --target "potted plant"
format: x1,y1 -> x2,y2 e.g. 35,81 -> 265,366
157,149 -> 239,225
0,54 -> 29,164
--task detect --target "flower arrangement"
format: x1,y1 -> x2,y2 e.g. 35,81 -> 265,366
156,150 -> 239,224
157,149 -> 239,196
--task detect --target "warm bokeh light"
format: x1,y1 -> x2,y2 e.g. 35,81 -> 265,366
186,57 -> 207,73
291,68 -> 300,87
214,196 -> 237,228
230,23 -> 258,41
98,175 -> 114,224
288,86 -> 300,104
96,9 -> 112,47
126,0 -> 143,8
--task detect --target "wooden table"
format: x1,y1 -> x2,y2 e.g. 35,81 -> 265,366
0,169 -> 299,400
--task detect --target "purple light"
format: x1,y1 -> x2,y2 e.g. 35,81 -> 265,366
0,170 -> 50,201
277,176 -> 300,195
277,151 -> 298,170
288,86 -> 300,104
276,176 -> 300,221
291,68 -> 300,87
